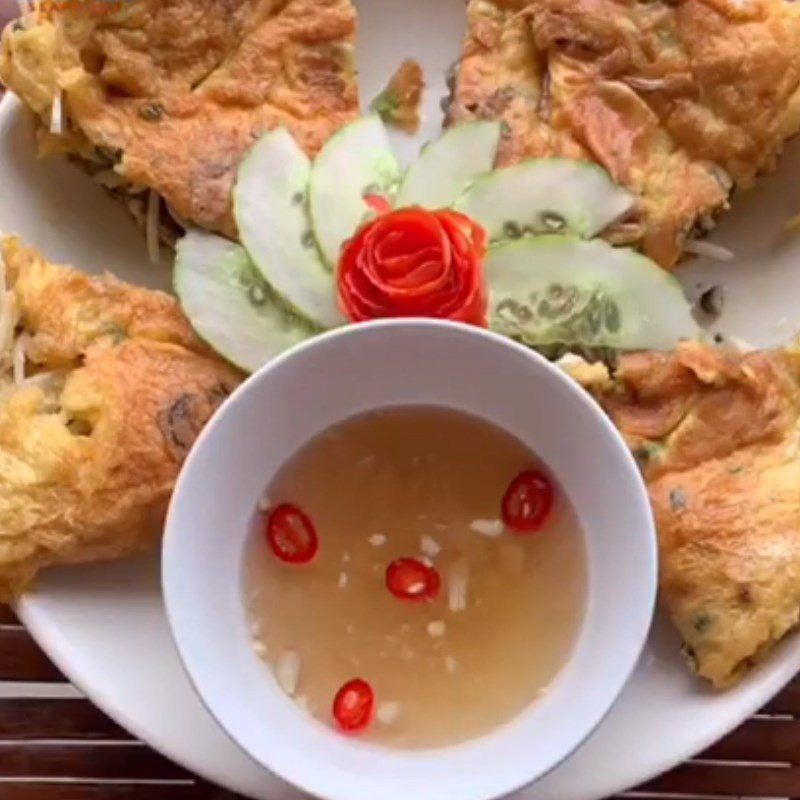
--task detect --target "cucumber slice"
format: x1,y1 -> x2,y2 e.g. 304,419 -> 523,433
175,230 -> 312,373
455,158 -> 634,240
234,128 -> 343,329
485,236 -> 697,351
395,121 -> 502,209
309,116 -> 401,268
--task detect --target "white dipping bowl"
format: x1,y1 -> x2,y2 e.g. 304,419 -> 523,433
163,319 -> 657,800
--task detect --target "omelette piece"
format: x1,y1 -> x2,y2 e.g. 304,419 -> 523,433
0,0 -> 360,242
449,0 -> 800,268
581,342 -> 800,688
0,237 -> 241,600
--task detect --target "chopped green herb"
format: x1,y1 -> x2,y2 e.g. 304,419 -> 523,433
728,465 -> 744,475
692,613 -> 712,634
95,146 -> 124,167
633,442 -> 662,466
101,322 -> 128,344
371,89 -> 400,123
138,103 -> 165,122
107,4 -> 137,23
669,488 -> 687,511
210,383 -> 233,402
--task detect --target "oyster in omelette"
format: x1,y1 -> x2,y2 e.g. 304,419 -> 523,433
574,342 -> 800,688
0,236 -> 241,601
0,0 -> 359,243
450,0 -> 800,268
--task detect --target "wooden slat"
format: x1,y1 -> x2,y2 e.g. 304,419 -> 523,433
0,605 -> 19,626
641,763 -> 800,797
0,629 -> 64,682
0,699 -> 130,741
0,783 -> 241,800
0,743 -> 192,781
701,717 -> 800,763
763,679 -> 800,716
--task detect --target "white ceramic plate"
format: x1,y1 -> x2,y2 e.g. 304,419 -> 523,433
4,0 -> 800,796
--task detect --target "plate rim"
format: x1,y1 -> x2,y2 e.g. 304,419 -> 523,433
3,87 -> 800,800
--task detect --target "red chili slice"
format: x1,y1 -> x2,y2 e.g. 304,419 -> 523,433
265,503 -> 319,564
385,557 -> 440,601
333,678 -> 375,734
364,193 -> 392,215
501,469 -> 554,533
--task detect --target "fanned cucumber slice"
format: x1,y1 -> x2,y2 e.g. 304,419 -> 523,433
309,116 -> 401,268
485,236 -> 697,351
395,121 -> 502,209
234,129 -> 343,329
175,230 -> 312,373
456,158 -> 634,240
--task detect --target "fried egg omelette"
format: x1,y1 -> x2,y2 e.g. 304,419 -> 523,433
0,0 -> 360,242
573,342 -> 800,687
0,236 -> 241,600
450,0 -> 800,268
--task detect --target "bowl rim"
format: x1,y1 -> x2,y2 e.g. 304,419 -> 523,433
162,318 -> 658,800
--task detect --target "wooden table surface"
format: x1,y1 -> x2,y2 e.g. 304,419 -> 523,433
4,602 -> 800,800
3,1 -> 800,798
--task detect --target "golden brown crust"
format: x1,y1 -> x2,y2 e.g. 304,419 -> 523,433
588,342 -> 800,687
373,59 -> 425,134
451,0 -> 800,267
2,237 -> 205,365
0,0 -> 360,237
0,238 -> 241,600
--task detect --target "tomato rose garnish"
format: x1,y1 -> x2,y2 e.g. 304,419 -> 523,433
337,208 -> 489,326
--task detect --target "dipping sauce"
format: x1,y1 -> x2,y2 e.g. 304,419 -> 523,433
246,406 -> 586,749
